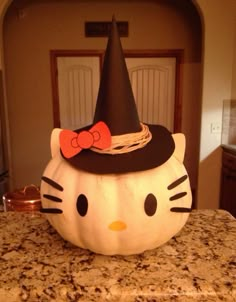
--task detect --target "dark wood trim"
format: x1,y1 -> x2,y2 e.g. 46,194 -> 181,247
50,51 -> 60,128
50,50 -> 104,128
50,49 -> 184,131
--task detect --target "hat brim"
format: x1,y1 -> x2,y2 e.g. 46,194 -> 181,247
61,124 -> 175,174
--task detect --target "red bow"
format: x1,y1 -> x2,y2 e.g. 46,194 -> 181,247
60,121 -> 111,158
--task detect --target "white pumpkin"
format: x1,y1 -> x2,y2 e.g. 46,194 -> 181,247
40,129 -> 192,255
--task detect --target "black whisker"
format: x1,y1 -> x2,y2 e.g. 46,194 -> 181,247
168,175 -> 188,190
42,176 -> 64,192
169,192 -> 187,201
40,208 -> 63,214
43,194 -> 62,202
170,207 -> 192,213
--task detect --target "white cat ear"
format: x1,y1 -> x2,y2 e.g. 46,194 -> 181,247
172,133 -> 186,163
50,128 -> 62,158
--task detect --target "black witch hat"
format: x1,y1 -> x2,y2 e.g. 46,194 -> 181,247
60,17 -> 175,174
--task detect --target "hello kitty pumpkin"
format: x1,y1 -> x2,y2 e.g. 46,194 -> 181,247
40,129 -> 192,255
40,17 -> 192,255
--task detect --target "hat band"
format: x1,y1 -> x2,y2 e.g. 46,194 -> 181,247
91,123 -> 152,155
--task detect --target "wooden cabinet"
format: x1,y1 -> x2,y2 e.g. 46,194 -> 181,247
220,148 -> 236,218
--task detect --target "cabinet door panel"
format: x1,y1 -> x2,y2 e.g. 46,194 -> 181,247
220,159 -> 236,218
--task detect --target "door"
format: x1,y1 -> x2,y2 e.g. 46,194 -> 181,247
125,57 -> 176,132
57,56 -> 100,129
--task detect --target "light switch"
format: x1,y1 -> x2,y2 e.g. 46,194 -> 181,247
211,122 -> 221,134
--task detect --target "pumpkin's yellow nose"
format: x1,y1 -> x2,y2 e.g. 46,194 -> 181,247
109,220 -> 127,231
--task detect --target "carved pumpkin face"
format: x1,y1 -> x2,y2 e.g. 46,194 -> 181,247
40,130 -> 192,255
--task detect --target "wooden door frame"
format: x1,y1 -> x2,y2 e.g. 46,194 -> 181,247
50,49 -> 184,131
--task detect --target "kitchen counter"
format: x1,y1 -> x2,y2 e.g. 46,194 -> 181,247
0,210 -> 235,302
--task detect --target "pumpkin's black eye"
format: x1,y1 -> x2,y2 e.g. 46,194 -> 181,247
77,194 -> 88,217
144,193 -> 157,216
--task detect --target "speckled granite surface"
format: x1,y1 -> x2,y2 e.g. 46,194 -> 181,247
0,210 -> 235,302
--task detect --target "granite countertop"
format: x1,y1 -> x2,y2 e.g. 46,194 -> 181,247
0,210 -> 235,302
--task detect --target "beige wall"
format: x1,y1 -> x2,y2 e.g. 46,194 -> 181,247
194,0 -> 236,208
2,0 -> 202,192
232,20 -> 236,99
0,0 -> 236,210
